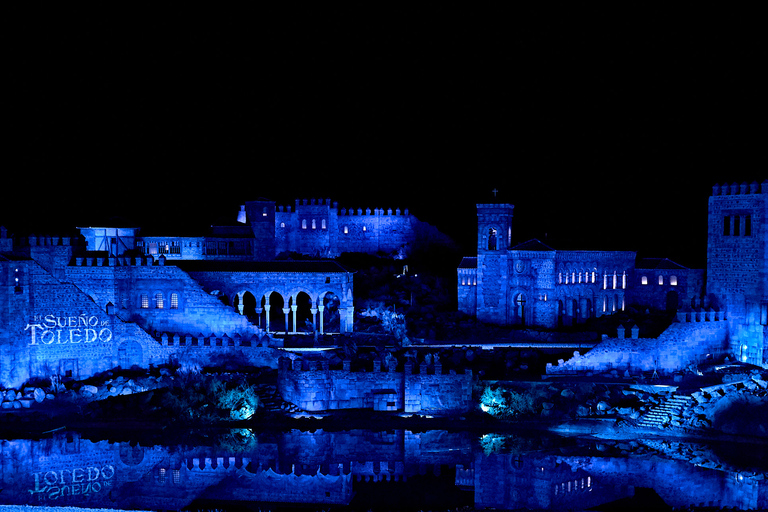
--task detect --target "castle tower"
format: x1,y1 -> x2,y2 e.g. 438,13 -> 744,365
707,181 -> 767,365
475,203 -> 514,324
244,199 -> 276,260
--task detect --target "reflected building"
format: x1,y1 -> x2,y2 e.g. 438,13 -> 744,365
1,430 -> 764,510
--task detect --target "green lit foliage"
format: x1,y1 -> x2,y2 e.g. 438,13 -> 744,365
480,385 -> 536,419
161,371 -> 259,423
217,384 -> 259,421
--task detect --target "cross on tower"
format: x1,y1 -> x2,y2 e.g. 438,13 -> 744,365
492,188 -> 498,198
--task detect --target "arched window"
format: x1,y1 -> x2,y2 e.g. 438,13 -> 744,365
155,292 -> 164,309
641,276 -> 648,285
622,271 -> 627,289
488,228 -> 497,250
670,275 -> 678,286
343,226 -> 349,234
262,207 -> 268,217
302,219 -> 307,229
170,293 -> 179,309
321,219 -> 327,229
312,219 -> 316,229
592,271 -> 596,283
363,225 -> 367,232
280,222 -> 285,228
140,293 -> 149,309
612,271 -> 617,290
658,275 -> 664,285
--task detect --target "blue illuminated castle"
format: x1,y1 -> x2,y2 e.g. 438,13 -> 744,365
77,198 -> 453,261
540,180 -> 767,373
457,204 -> 703,329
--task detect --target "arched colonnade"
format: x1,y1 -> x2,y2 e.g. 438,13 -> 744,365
231,286 -> 352,334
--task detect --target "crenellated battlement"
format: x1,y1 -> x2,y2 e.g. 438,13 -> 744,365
711,180 -> 767,196
338,207 -> 409,216
675,308 -> 727,323
24,235 -> 80,247
72,255 -> 161,267
153,331 -> 271,348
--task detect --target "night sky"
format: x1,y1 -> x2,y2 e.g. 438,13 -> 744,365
5,8 -> 764,269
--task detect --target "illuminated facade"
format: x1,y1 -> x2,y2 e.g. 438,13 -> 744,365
78,198 -> 452,262
458,203 -> 640,328
0,229 -> 354,389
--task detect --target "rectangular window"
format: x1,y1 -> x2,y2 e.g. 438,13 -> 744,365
745,215 -> 752,236
723,216 -> 731,236
733,215 -> 740,236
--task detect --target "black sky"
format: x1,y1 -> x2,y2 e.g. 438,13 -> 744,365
4,7 -> 765,269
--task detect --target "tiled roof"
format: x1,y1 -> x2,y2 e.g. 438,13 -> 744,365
635,257 -> 688,270
510,239 -> 555,251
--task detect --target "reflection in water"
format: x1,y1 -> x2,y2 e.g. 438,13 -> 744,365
0,429 -> 765,510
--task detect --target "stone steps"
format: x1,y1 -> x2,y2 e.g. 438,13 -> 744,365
636,394 -> 693,428
254,386 -> 303,414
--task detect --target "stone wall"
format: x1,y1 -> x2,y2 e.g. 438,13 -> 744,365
707,181 -> 767,365
268,199 -> 451,258
277,357 -> 473,415
64,258 -> 263,339
546,316 -> 729,375
1,259 -> 165,388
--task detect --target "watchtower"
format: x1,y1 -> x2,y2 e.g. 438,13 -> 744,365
243,199 -> 276,260
475,203 -> 514,324
707,181 -> 767,365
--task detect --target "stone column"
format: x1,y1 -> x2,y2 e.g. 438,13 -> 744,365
310,308 -> 318,333
264,305 -> 271,332
237,292 -> 245,314
290,305 -> 298,333
255,307 -> 263,327
318,305 -> 325,334
283,308 -> 291,334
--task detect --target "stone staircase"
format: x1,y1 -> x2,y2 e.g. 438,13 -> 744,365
636,394 -> 694,429
253,384 -> 303,414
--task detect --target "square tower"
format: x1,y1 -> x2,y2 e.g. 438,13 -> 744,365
475,203 -> 514,324
707,181 -> 768,364
244,199 -> 276,260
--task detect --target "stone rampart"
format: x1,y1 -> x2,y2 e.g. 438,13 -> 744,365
546,316 -> 729,375
277,357 -> 473,414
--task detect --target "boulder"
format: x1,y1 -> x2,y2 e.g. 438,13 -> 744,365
33,388 -> 46,403
596,401 -> 611,412
560,389 -> 575,399
1,401 -> 13,409
5,390 -> 16,401
80,385 -> 99,396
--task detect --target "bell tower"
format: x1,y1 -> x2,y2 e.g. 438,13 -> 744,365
475,202 -> 514,324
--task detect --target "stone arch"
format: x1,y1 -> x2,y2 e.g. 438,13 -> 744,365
319,290 -> 341,333
292,291 -> 314,332
510,289 -> 528,326
262,291 -> 287,333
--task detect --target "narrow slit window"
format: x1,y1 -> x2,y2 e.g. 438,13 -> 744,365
744,215 -> 751,236
723,215 -> 731,236
733,215 -> 740,236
